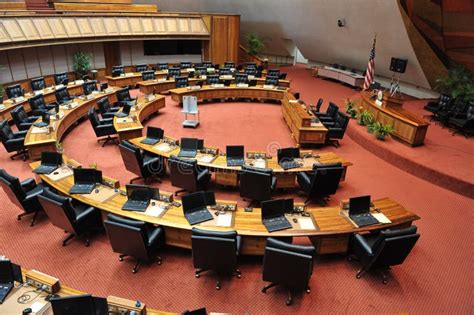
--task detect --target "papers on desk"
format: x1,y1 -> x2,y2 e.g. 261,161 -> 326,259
153,142 -> 176,153
251,159 -> 267,169
263,84 -> 275,89
211,84 -> 225,88
45,166 -> 73,181
75,79 -> 85,85
200,75 -> 207,80
289,99 -> 299,103
298,217 -> 317,230
83,186 -> 119,203
34,90 -> 44,96
125,72 -> 135,77
145,94 -> 156,102
237,83 -> 249,88
144,201 -> 169,218
372,212 -> 392,224
186,68 -> 195,72
30,126 -> 49,134
197,154 -> 217,164
104,88 -> 114,94
158,78 -> 167,83
216,212 -> 233,227
0,104 -> 5,110
55,84 -> 65,90
14,96 -> 25,103
117,116 -> 135,124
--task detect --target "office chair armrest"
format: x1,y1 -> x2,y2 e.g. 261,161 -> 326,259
7,137 -> 25,146
143,156 -> 160,167
271,176 -> 277,190
75,206 -> 97,223
322,121 -> 336,127
319,116 -> 335,122
101,117 -> 114,124
28,116 -> 40,123
296,171 -> 311,185
197,169 -> 210,181
21,178 -> 37,192
14,130 -> 28,137
236,235 -> 242,255
352,234 -> 373,257
328,127 -> 343,132
18,122 -> 33,129
23,186 -> 44,201
96,124 -> 114,131
147,227 -> 164,247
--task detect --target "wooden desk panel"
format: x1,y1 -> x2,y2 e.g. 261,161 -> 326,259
30,155 -> 419,255
24,89 -> 119,160
359,91 -> 429,146
113,95 -> 166,141
137,78 -> 203,94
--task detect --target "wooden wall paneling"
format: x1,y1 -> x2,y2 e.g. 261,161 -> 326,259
0,50 -> 13,84
51,45 -> 68,73
103,42 -> 121,76
37,46 -> 54,78
23,47 -> 41,79
211,16 -> 229,65
227,15 -> 240,63
7,49 -> 27,81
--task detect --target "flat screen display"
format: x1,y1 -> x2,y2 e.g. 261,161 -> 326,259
144,40 -> 202,55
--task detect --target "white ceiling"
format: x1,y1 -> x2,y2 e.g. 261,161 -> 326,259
144,0 -> 433,89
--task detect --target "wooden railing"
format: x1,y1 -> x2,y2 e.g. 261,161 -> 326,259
238,44 -> 265,66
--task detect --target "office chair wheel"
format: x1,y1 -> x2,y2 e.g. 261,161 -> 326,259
356,274 -> 362,279
84,240 -> 90,247
382,279 -> 388,285
132,269 -> 137,274
215,282 -> 221,290
237,274 -> 242,279
261,288 -> 267,293
195,274 -> 200,278
306,288 -> 311,294
286,299 -> 292,306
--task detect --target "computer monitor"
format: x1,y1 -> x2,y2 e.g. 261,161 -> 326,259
51,294 -> 96,315
180,138 -> 199,151
277,147 -> 300,162
126,184 -> 151,201
147,127 -> 164,140
41,151 -> 62,166
204,191 -> 216,206
11,263 -> 22,284
42,112 -> 50,125
284,198 -> 294,213
73,168 -> 101,185
182,191 -> 207,212
112,66 -> 124,77
149,187 -> 160,200
197,139 -> 204,150
92,297 -> 109,315
349,195 -> 371,215
261,199 -> 286,219
226,145 -> 244,159
0,260 -> 14,283
100,83 -> 108,91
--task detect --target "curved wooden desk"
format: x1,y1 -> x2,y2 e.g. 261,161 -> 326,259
30,155 -> 419,255
24,88 -> 120,160
106,70 -> 189,87
138,78 -> 204,95
359,91 -> 429,146
113,94 -> 166,141
0,83 -> 84,122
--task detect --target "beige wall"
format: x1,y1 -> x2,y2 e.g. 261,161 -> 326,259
145,0 -> 434,89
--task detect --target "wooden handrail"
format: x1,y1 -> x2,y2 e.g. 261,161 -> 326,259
238,44 -> 265,65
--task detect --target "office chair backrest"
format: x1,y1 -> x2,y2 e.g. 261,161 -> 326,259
279,73 -> 287,80
206,74 -> 220,85
97,97 -> 111,114
168,67 -> 181,78
83,80 -> 98,95
0,120 -> 14,142
315,98 -> 323,112
31,77 -> 46,91
235,74 -> 249,84
38,188 -> 76,232
335,112 -> 350,130
180,62 -> 192,69
87,108 -> 101,128
29,94 -> 46,110
6,84 -> 24,99
439,94 -> 452,107
135,64 -> 147,73
168,156 -> 198,191
310,163 -> 344,196
267,69 -> 280,77
142,70 -> 155,81
11,106 -> 29,125
116,88 -> 132,102
327,102 -> 339,117
245,62 -> 256,69
0,169 -> 25,208
104,214 -> 149,260
54,72 -> 69,85
195,66 -> 207,74
263,238 -> 315,290
245,68 -> 257,76
112,66 -> 124,77
265,76 -> 279,86
373,226 -> 420,268
191,228 -> 238,273
118,141 -> 143,177
224,62 -> 235,69
239,167 -> 273,202
55,87 -> 70,104
466,103 -> 474,120
175,76 -> 189,88
156,63 -> 168,70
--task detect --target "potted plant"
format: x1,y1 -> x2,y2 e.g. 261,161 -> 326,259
357,110 -> 374,126
73,51 -> 92,80
245,32 -> 265,56
344,98 -> 358,119
435,63 -> 474,102
373,122 -> 394,140
367,123 -> 377,134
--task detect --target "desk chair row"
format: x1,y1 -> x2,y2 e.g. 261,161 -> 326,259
309,98 -> 350,147
0,168 -> 420,306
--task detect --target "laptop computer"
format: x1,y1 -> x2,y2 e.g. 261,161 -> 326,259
182,191 -> 213,225
115,104 -> 132,118
0,260 -> 14,304
226,145 -> 245,167
140,127 -> 164,145
33,151 -> 63,174
122,184 -> 151,212
349,195 -> 379,227
277,147 -> 301,170
33,112 -> 50,128
178,138 -> 199,158
261,199 -> 293,232
69,168 -> 101,195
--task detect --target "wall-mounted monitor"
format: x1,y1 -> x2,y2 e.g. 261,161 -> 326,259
144,40 -> 202,55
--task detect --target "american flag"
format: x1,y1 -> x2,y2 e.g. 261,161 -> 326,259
363,36 -> 377,90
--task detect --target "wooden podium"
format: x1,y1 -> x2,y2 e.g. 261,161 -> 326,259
382,93 -> 404,108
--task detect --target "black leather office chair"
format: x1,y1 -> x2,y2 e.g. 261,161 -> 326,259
155,63 -> 168,70
11,106 -> 39,131
267,69 -> 280,77
142,70 -> 155,81
112,65 -> 124,77
97,96 -> 120,119
265,76 -> 279,86
309,98 -> 324,115
6,84 -> 25,99
348,225 -> 420,284
168,67 -> 181,78
0,169 -> 44,226
118,140 -> 164,183
180,62 -> 192,69
435,99 -> 468,126
239,165 -> 276,205
191,227 -> 241,290
104,213 -> 165,273
297,162 -> 344,205
235,74 -> 249,84
82,80 -> 98,95
424,94 -> 452,120
206,75 -> 220,85
116,87 -> 136,106
28,94 -> 57,116
175,76 -> 189,88
87,107 -> 117,146
38,187 -> 102,246
314,102 -> 339,123
54,72 -> 69,85
202,61 -> 212,68
135,64 -> 148,73
54,87 -> 71,104
168,156 -> 211,195
30,77 -> 46,91
261,238 -> 316,305
323,112 -> 350,147
245,68 -> 257,76
224,62 -> 235,69
279,73 -> 287,80
449,103 -> 474,137
195,66 -> 207,76
0,120 -> 28,160
244,62 -> 256,69
219,68 -> 231,76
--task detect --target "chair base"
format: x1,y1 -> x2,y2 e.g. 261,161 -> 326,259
262,282 -> 310,306
9,149 -> 28,161
97,135 -> 118,147
195,268 -> 241,290
356,266 -> 391,284
17,210 -> 39,227
119,254 -> 162,274
62,232 -> 90,247
326,138 -> 341,148
130,175 -> 163,185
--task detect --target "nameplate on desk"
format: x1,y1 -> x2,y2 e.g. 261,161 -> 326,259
237,83 -> 249,88
221,75 -> 233,80
211,84 -> 224,88
162,69 -> 169,73
55,84 -> 65,90
31,127 -> 50,134
186,68 -> 195,72
289,100 -> 299,103
375,99 -> 383,106
119,73 -> 126,77
0,104 -> 5,110
145,95 -> 156,102
158,78 -> 167,83
34,90 -> 44,96
248,75 -> 255,80
14,96 -> 25,103
263,84 -> 275,89
104,88 -> 114,94
207,68 -> 215,73
67,82 -> 74,86
124,73 -> 134,77
200,75 -> 207,79
188,86 -> 201,91
75,80 -> 84,85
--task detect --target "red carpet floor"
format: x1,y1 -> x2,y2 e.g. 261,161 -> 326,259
0,66 -> 473,314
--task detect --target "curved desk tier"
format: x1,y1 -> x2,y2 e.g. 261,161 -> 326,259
30,155 -> 419,255
0,83 -> 84,122
359,91 -> 429,146
113,94 -> 166,141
